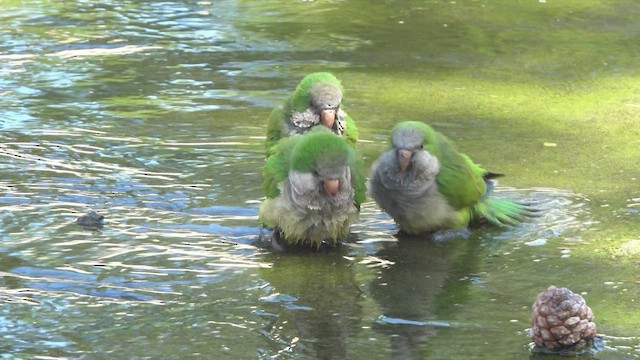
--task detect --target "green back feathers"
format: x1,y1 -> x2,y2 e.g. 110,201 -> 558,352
393,121 -> 487,210
263,128 -> 366,207
290,72 -> 343,113
342,114 -> 359,148
262,135 -> 292,199
265,106 -> 286,155
352,165 -> 367,210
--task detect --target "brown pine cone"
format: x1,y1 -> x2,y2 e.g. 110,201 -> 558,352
530,286 -> 597,351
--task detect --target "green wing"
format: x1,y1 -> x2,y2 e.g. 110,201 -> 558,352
265,105 -> 286,156
262,136 -> 297,199
348,148 -> 367,210
343,113 -> 359,148
429,130 -> 487,210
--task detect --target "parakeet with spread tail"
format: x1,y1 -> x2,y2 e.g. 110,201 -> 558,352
260,127 -> 366,249
265,72 -> 358,155
369,120 -> 536,235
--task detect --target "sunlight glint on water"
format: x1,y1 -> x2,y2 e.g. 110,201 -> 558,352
1,0 -> 639,358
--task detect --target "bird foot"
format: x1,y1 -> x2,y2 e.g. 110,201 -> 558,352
431,228 -> 471,243
268,229 -> 288,253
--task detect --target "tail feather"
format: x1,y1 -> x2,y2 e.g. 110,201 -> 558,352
472,197 -> 541,227
483,172 -> 504,180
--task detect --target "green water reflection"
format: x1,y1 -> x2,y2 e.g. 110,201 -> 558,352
1,0 -> 639,358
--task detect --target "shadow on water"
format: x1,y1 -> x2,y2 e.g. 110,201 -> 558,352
256,251 -> 362,359
369,236 -> 483,360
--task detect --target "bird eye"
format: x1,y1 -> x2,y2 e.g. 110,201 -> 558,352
419,144 -> 424,149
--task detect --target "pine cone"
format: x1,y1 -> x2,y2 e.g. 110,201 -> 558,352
530,286 -> 597,351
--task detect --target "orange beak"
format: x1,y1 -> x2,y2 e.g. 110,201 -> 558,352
397,149 -> 413,171
320,109 -> 336,129
323,179 -> 340,197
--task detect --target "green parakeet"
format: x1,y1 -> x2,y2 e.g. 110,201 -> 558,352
369,120 -> 535,235
260,127 -> 366,248
265,72 -> 358,155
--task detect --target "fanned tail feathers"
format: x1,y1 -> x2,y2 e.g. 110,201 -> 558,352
472,197 -> 540,227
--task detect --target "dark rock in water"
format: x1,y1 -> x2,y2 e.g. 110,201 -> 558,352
530,286 -> 597,353
75,210 -> 105,227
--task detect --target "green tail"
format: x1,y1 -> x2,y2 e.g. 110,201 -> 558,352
471,197 -> 538,227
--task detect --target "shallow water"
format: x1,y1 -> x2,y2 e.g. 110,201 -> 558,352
2,0 -> 640,359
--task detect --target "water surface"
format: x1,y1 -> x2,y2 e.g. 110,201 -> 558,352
1,0 -> 639,358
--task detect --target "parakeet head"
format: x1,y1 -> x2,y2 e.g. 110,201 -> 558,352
390,121 -> 440,174
290,72 -> 344,131
309,82 -> 343,129
289,128 -> 354,202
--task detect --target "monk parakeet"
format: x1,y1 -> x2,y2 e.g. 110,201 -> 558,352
265,72 -> 358,155
260,127 -> 366,248
369,121 -> 535,235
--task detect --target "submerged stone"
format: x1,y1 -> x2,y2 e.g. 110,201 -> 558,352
75,210 -> 105,227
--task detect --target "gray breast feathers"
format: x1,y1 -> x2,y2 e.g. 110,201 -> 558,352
286,169 -> 354,212
288,108 -> 349,136
369,150 -> 440,213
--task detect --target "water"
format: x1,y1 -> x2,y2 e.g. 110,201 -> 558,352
2,0 -> 640,358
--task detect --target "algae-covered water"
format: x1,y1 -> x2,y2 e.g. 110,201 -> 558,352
1,0 -> 639,358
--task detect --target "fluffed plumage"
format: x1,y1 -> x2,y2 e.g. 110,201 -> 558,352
265,72 -> 358,156
260,127 -> 366,248
369,120 -> 535,235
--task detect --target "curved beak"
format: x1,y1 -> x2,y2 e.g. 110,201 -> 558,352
323,178 -> 340,197
397,149 -> 413,172
320,109 -> 336,129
